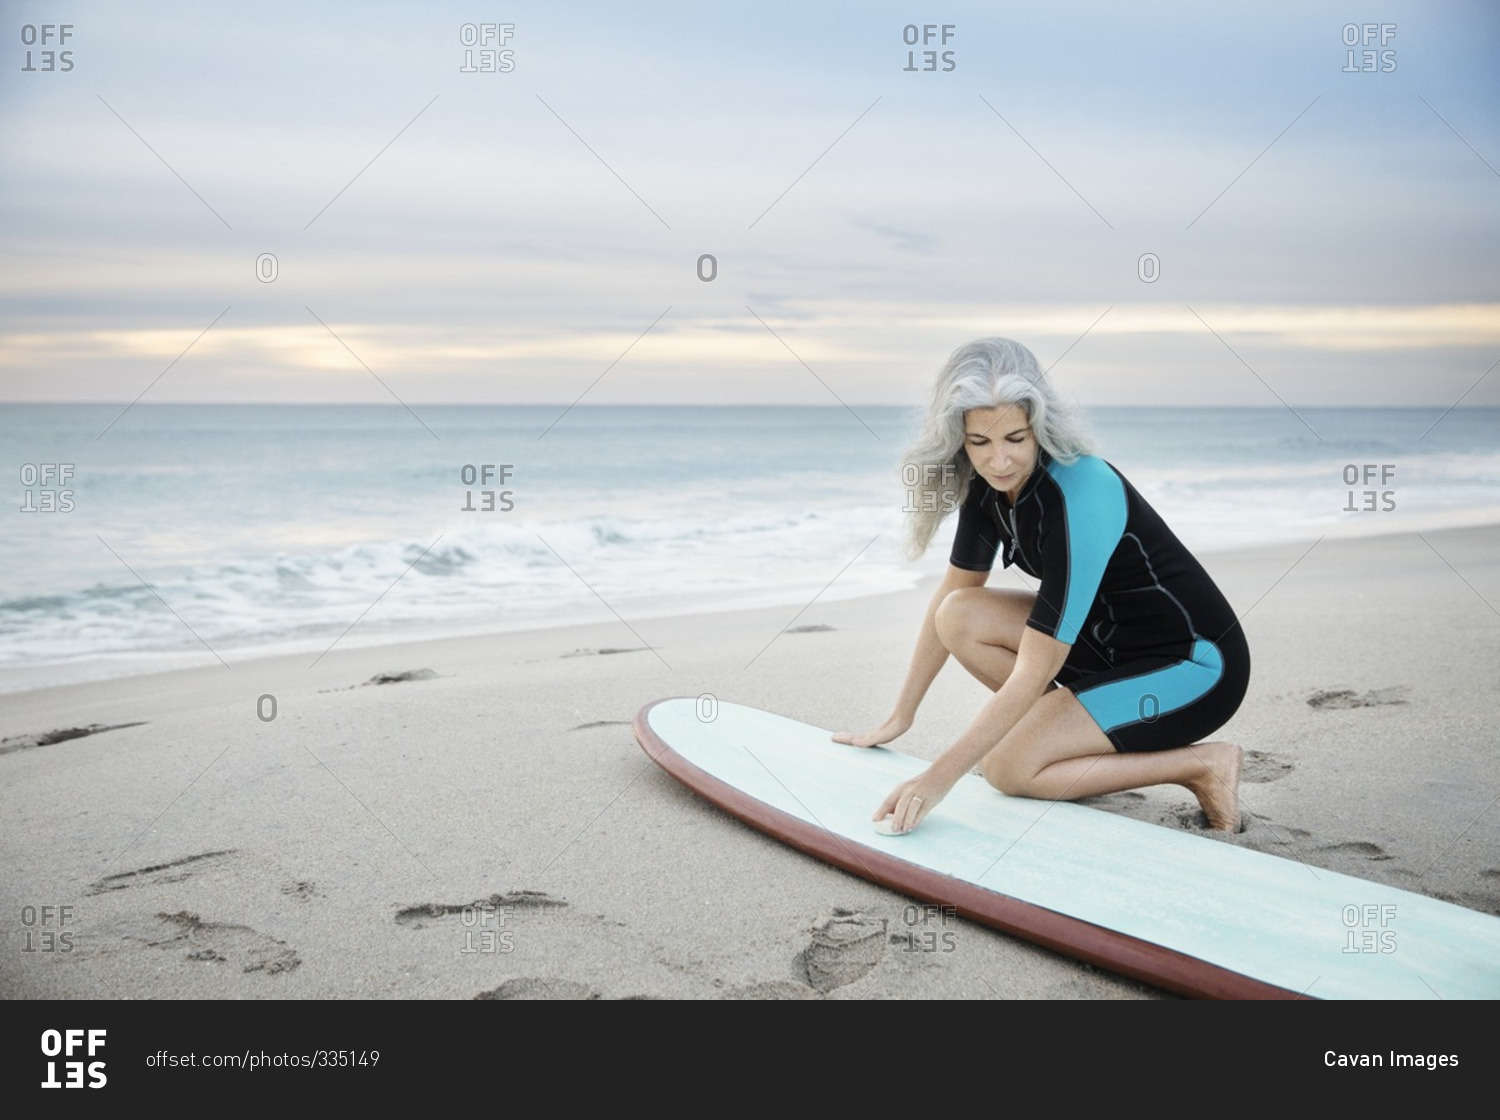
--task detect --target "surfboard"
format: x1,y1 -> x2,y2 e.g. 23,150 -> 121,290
633,696 -> 1500,1000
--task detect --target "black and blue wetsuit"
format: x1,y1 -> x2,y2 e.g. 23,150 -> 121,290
948,450 -> 1250,753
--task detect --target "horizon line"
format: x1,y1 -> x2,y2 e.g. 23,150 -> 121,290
3,400 -> 1497,410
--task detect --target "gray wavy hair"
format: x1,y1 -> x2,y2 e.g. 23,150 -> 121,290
900,337 -> 1097,561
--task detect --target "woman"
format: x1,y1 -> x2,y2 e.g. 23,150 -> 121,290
833,337 -> 1250,835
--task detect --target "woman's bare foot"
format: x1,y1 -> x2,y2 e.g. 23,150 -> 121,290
1186,742 -> 1243,831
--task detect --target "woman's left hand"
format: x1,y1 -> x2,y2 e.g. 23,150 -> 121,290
873,767 -> 957,835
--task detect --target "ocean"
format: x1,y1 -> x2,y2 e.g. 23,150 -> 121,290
3,404 -> 1497,692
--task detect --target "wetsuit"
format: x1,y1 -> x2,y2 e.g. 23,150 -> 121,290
947,451 -> 1250,752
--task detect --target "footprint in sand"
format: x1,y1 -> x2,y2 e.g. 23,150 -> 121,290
1249,820 -> 1316,849
797,909 -> 888,993
570,720 -> 631,731
474,978 -> 598,1000
1241,750 -> 1294,784
87,850 -> 237,896
113,911 -> 301,974
1316,841 -> 1393,861
1,721 -> 147,756
1306,687 -> 1409,710
394,890 -> 566,929
363,669 -> 438,685
319,669 -> 439,692
1171,809 -> 1248,835
560,647 -> 647,659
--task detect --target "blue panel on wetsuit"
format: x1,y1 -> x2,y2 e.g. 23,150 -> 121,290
1044,456 -> 1127,645
1075,638 -> 1226,733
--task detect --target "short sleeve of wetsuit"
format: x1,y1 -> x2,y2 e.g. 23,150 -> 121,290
947,477 -> 1001,571
1026,458 -> 1128,645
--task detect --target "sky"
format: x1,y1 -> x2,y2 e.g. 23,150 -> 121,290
2,0 -> 1498,406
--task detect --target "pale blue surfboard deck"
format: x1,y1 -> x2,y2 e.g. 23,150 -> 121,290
641,697 -> 1500,1000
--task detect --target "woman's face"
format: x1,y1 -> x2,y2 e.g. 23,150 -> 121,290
963,404 -> 1037,499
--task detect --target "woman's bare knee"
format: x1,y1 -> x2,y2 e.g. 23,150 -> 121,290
935,586 -> 1030,651
980,750 -> 1034,796
935,587 -> 982,649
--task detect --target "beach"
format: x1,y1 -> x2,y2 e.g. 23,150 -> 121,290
2,522 -> 1496,1000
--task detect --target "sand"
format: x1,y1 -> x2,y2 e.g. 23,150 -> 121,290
1,524 -> 1496,1000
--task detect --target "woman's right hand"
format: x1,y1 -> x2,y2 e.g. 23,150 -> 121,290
831,713 -> 912,749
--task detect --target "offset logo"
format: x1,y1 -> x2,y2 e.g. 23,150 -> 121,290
20,24 -> 74,72
19,463 -> 75,512
1342,903 -> 1398,954
1343,464 -> 1395,512
1342,23 -> 1397,73
460,464 -> 515,512
901,24 -> 956,72
459,23 -> 514,72
20,904 -> 75,952
458,902 -> 515,954
901,462 -> 960,513
899,903 -> 958,952
40,1029 -> 106,1088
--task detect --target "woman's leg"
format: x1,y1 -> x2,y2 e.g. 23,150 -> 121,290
936,586 -> 1242,829
980,687 -> 1243,830
933,586 -> 1036,690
